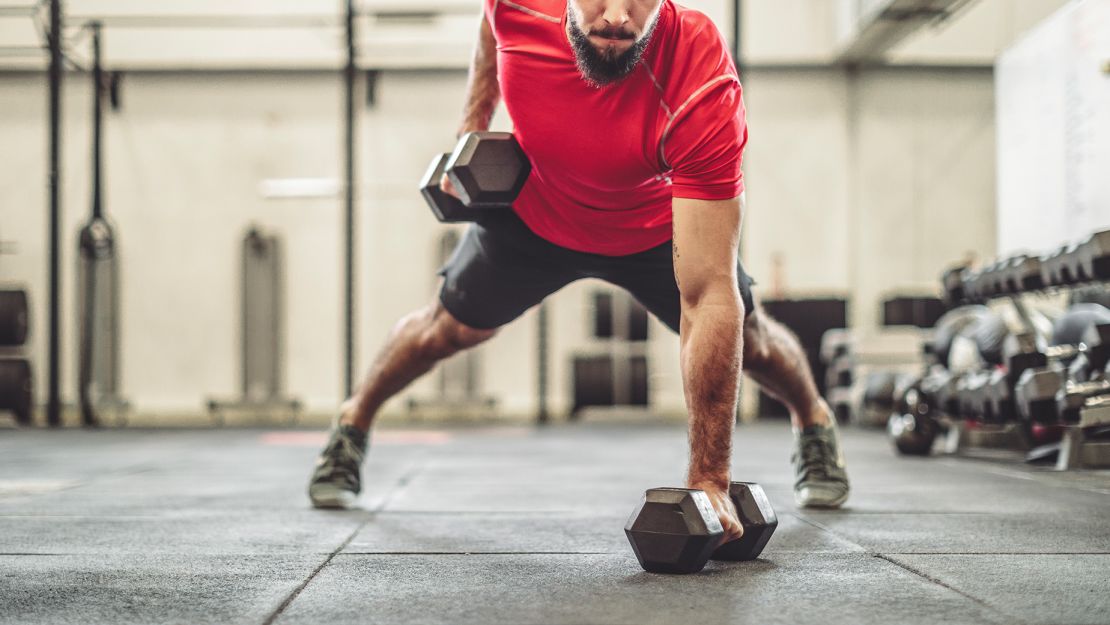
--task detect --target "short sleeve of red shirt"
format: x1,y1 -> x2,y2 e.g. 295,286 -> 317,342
663,79 -> 748,201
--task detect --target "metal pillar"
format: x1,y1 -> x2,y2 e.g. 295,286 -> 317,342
46,0 -> 64,426
342,0 -> 357,397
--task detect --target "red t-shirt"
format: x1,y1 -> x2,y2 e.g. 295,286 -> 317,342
485,0 -> 747,256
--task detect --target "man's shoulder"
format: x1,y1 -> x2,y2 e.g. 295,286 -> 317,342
670,2 -> 725,47
653,3 -> 738,109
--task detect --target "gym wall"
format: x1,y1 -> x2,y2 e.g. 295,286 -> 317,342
995,0 -> 1110,256
0,66 -> 994,419
0,0 -> 1072,420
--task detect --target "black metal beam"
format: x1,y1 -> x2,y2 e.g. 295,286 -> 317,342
342,0 -> 356,398
46,0 -> 63,427
731,0 -> 743,75
536,302 -> 549,424
91,21 -> 103,220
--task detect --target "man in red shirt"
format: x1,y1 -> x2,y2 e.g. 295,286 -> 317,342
310,0 -> 850,537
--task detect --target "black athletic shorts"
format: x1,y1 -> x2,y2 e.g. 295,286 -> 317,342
437,211 -> 756,333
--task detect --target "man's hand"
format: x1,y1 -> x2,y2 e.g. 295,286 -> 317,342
440,174 -> 461,199
689,479 -> 744,544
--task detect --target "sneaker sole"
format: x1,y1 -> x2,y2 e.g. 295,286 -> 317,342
309,489 -> 358,510
795,490 -> 849,509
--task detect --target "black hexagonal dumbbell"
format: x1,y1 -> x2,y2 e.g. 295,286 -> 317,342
419,131 -> 531,223
625,482 -> 777,574
888,373 -> 943,456
1015,366 -> 1065,423
1070,323 -> 1110,382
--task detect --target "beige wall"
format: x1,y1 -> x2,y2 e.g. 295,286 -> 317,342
0,64 -> 998,419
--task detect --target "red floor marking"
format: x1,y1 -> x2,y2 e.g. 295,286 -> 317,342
259,430 -> 452,446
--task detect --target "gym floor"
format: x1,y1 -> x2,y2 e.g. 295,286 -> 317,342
1,421 -> 1107,625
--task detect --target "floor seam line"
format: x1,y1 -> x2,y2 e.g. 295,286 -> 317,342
789,512 -> 869,551
259,463 -> 426,625
874,553 -> 1029,625
258,526 -> 363,625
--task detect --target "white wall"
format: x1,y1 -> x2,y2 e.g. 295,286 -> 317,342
995,0 -> 1110,256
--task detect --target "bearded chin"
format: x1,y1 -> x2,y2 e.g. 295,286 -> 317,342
567,12 -> 658,87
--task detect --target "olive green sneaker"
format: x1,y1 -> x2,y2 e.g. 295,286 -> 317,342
308,423 -> 368,509
792,420 -> 850,509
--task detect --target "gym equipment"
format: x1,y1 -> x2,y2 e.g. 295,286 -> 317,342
930,306 -> 991,369
967,313 -> 1010,367
1070,323 -> 1110,381
0,289 -> 29,347
820,329 -> 851,365
571,353 -> 648,415
625,482 -> 777,574
1056,378 -> 1110,424
76,23 -> 128,426
1041,244 -> 1083,287
206,226 -> 302,424
1077,229 -> 1110,281
0,358 -> 33,426
955,369 -> 992,420
1052,304 -> 1110,347
1001,255 -> 1044,293
889,377 -> 941,455
860,371 -> 900,424
419,132 -> 530,223
974,261 -> 1006,299
826,357 -> 853,392
986,368 -> 1015,422
941,265 -> 969,304
1015,367 -> 1065,423
882,296 -> 944,328
571,289 -> 650,417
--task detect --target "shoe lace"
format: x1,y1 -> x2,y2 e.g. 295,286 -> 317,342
797,436 -> 833,482
318,434 -> 363,490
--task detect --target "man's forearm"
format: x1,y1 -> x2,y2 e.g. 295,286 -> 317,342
681,293 -> 744,489
459,15 -> 501,136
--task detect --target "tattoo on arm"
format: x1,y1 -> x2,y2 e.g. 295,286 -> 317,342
672,241 -> 680,288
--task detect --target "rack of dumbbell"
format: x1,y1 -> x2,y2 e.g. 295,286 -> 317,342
819,326 -> 928,428
888,228 -> 1110,469
0,237 -> 33,425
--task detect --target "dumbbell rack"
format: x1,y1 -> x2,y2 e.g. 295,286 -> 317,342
942,228 -> 1110,469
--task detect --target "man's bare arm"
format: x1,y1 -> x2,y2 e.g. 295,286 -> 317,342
672,194 -> 745,492
459,13 -> 501,136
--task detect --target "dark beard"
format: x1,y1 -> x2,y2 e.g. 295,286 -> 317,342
567,10 -> 658,87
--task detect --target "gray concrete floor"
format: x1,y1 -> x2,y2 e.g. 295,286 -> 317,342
0,421 -> 1107,625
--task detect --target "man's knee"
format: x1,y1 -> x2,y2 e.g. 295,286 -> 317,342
416,302 -> 497,359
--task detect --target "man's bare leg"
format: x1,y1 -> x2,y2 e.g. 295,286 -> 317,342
309,299 -> 496,508
339,300 -> 497,432
740,306 -> 848,508
741,309 -> 832,428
